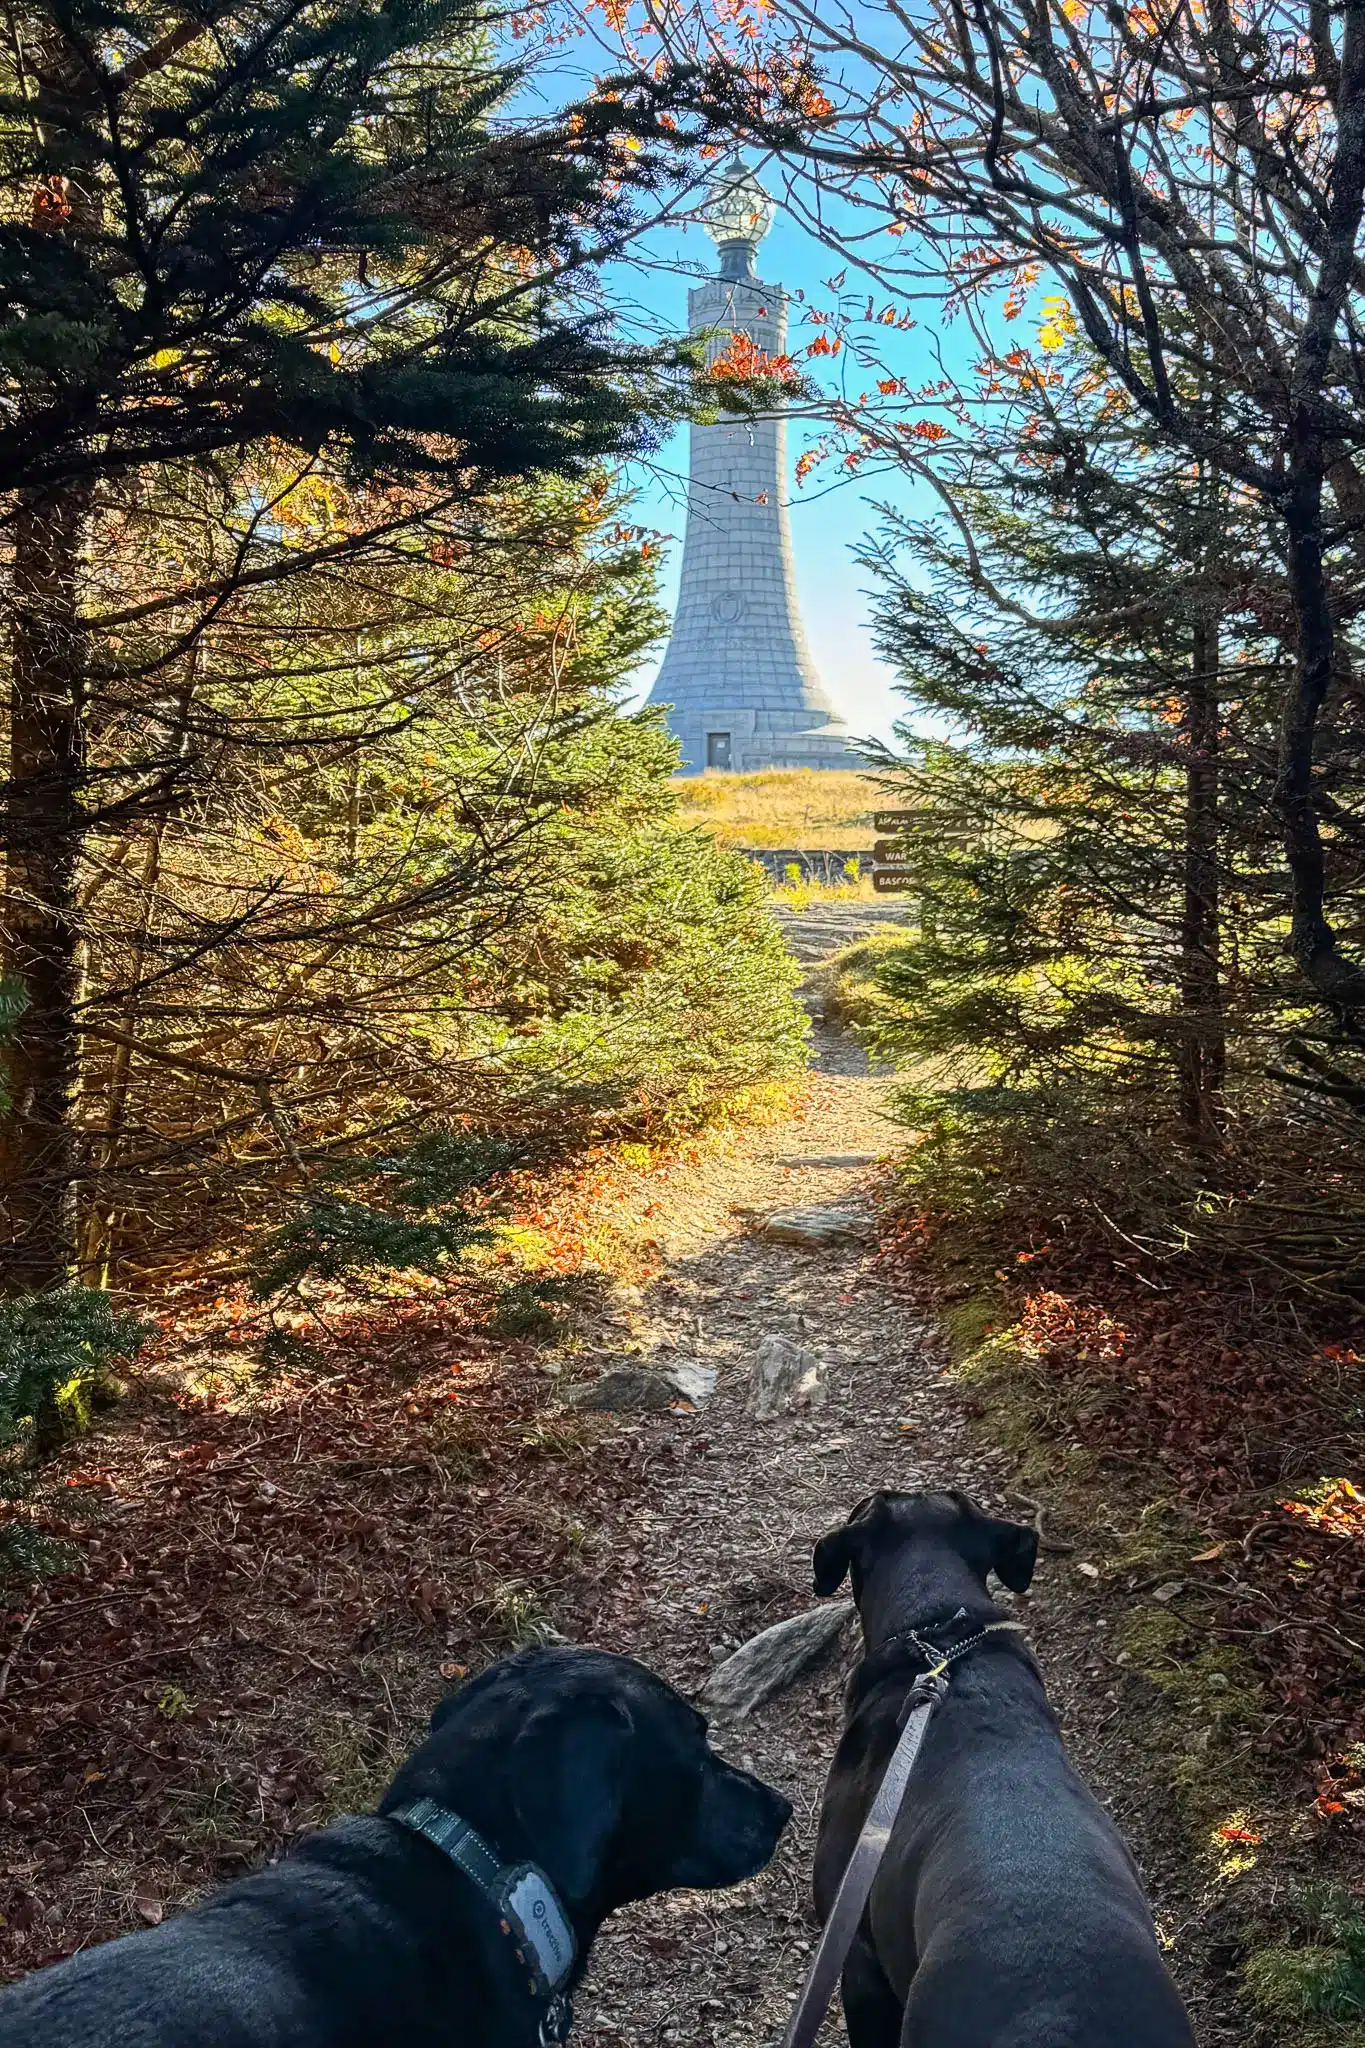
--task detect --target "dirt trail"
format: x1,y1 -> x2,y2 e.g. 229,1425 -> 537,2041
564,904 -> 1021,2048
565,898 -> 1226,2048
0,897 -> 1216,2031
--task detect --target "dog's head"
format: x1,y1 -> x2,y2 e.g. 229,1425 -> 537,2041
813,1489 -> 1037,1610
381,1647 -> 791,1922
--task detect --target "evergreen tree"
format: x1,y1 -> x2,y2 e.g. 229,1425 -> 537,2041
0,0 -> 697,1289
860,381 -> 1343,1165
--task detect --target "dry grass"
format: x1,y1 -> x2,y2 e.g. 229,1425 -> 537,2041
768,869 -> 878,906
671,769 -> 882,849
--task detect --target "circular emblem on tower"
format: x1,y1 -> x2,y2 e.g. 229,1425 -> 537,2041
710,589 -> 746,625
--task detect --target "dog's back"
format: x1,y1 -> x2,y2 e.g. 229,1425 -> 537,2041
811,1492 -> 1196,2048
844,1661 -> 1192,2045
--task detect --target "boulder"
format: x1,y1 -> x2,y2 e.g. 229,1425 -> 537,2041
775,1153 -> 879,1169
760,1206 -> 870,1249
748,1333 -> 825,1420
699,1602 -> 854,1719
663,1361 -> 718,1406
568,1361 -> 716,1412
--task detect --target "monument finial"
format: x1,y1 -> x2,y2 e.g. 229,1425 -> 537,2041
701,154 -> 775,280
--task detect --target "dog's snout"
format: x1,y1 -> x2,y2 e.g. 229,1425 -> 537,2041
664,1753 -> 792,1890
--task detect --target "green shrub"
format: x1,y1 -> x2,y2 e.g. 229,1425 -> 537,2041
487,1273 -> 605,1342
252,1135 -> 508,1298
819,925 -> 918,1030
0,1287 -> 148,1454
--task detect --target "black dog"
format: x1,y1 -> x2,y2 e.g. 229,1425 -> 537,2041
0,1646 -> 791,2047
811,1491 -> 1195,2047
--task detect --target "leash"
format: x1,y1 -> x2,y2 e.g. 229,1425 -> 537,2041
776,1617 -> 1026,2048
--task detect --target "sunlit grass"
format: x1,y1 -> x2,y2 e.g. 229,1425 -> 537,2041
672,768 -> 881,849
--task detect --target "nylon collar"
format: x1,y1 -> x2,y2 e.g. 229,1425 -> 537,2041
390,1797 -> 576,2039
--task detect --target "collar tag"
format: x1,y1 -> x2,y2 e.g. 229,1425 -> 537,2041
502,1866 -> 576,1992
390,1800 -> 576,2001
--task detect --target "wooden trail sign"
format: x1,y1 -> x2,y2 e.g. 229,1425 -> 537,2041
872,809 -> 934,833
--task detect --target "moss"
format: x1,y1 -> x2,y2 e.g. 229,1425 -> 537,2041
944,1294 -> 1009,1360
1105,1497 -> 1203,1577
952,1321 -> 1097,1493
1116,1608 -> 1268,1829
1244,1944 -> 1365,2025
1116,1604 -> 1188,1666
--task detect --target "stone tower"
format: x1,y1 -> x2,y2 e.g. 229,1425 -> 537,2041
646,158 -> 853,775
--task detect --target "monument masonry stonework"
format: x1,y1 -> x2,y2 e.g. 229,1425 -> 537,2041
646,159 -> 854,775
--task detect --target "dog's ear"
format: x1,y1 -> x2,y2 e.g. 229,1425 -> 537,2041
813,1493 -> 888,1595
812,1522 -> 855,1595
510,1695 -> 634,1903
986,1516 -> 1038,1593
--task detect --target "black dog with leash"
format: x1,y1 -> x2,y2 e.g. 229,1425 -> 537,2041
807,1490 -> 1195,2048
0,1646 -> 791,2048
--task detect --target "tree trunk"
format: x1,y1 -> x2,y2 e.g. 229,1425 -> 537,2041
1278,479 -> 1365,1016
1,485 -> 91,1293
1179,615 -> 1224,1144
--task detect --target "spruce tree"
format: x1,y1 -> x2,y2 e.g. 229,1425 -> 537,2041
862,394 -> 1317,1156
0,0 -> 694,1290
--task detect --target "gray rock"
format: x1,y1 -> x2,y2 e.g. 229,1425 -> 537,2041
665,1361 -> 718,1406
699,1602 -> 854,1719
569,1369 -> 676,1412
568,1361 -> 716,1412
748,1334 -> 825,1420
775,1153 -> 879,1169
760,1206 -> 870,1248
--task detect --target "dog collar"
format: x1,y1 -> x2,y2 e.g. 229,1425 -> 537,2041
390,1796 -> 576,2025
859,1607 -> 1028,1693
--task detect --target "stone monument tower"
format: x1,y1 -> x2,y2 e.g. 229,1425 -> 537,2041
646,158 -> 853,774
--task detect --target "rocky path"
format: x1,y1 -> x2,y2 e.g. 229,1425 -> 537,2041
567,906 -> 1022,2048
563,899 -> 1225,2048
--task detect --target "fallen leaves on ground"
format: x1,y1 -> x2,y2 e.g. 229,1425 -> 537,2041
874,1212 -> 1364,1825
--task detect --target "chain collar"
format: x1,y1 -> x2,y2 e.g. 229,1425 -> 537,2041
890,1613 -> 1029,1680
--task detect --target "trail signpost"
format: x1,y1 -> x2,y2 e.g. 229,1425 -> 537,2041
869,808 -> 973,897
872,810 -> 934,834
870,810 -> 933,893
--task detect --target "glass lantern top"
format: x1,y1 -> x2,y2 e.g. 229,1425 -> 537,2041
701,155 -> 775,253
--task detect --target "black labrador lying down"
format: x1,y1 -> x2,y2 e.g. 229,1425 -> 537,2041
0,1645 -> 790,2048
812,1490 -> 1195,2048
